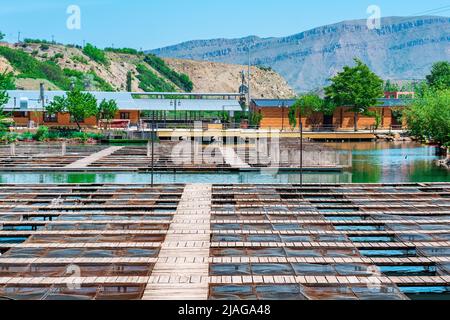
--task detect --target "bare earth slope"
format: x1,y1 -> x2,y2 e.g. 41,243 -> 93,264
165,58 -> 295,98
0,43 -> 295,97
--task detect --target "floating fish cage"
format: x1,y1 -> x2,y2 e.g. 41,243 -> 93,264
0,183 -> 448,300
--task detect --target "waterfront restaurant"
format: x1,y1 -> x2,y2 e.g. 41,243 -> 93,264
2,90 -> 243,129
250,93 -> 411,131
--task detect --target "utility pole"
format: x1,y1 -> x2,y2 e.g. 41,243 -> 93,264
300,121 -> 303,188
39,83 -> 45,110
151,111 -> 155,187
17,31 -> 21,43
247,44 -> 251,111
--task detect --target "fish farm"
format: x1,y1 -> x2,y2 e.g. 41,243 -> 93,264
0,182 -> 449,300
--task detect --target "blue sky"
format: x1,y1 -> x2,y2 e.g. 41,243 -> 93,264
0,0 -> 449,49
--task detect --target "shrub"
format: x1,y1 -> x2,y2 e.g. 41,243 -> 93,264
104,47 -> 140,55
18,132 -> 33,141
71,131 -> 89,142
51,53 -> 64,61
143,54 -> 193,92
1,132 -> 19,143
47,130 -> 62,140
0,46 -> 70,89
24,38 -> 52,45
87,132 -> 105,140
256,65 -> 273,72
136,64 -> 176,92
34,126 -> 49,141
63,68 -> 114,91
71,55 -> 88,65
405,89 -> 450,147
83,43 -> 109,65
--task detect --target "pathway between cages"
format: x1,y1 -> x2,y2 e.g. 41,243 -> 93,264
218,145 -> 251,169
64,146 -> 124,169
143,184 -> 212,300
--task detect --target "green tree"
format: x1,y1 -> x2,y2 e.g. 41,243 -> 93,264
426,61 -> 450,91
289,94 -> 327,128
0,90 -> 8,123
0,72 -> 14,125
0,31 -> 5,41
46,89 -> 98,131
83,43 -> 109,65
0,72 -> 15,90
325,58 -> 384,131
97,99 -> 119,129
126,71 -> 132,92
384,80 -> 399,92
405,89 -> 450,147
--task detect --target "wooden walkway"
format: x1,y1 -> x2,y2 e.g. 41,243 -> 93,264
219,145 -> 251,169
64,146 -> 124,168
0,182 -> 449,300
142,184 -> 211,300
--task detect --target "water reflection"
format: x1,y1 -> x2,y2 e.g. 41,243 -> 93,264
0,142 -> 448,184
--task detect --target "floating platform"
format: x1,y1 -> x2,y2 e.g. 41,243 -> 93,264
157,129 -> 377,141
0,142 -> 350,172
0,182 -> 449,300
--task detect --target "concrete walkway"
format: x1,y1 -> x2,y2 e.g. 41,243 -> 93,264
219,145 -> 250,169
142,184 -> 212,300
65,146 -> 123,169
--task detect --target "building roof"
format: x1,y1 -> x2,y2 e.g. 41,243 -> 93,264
378,98 -> 412,107
251,99 -> 297,108
252,98 -> 411,108
3,90 -> 243,112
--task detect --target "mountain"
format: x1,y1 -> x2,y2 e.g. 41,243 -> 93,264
0,42 -> 294,98
150,16 -> 450,92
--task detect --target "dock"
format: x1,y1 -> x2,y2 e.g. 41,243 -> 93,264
0,182 -> 449,299
157,129 -> 377,141
0,141 -> 351,172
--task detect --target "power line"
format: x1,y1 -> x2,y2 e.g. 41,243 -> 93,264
408,4 -> 450,16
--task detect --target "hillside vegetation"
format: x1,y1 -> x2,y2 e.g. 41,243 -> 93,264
0,40 -> 295,97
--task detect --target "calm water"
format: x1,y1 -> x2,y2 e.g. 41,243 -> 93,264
0,142 -> 448,184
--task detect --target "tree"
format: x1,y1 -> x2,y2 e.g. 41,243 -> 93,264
384,80 -> 399,92
0,72 -> 16,90
126,71 -> 132,92
0,72 -> 14,124
289,94 -> 329,128
97,99 -> 119,129
0,31 -> 5,41
83,43 -> 109,65
325,58 -> 384,131
426,61 -> 450,91
46,89 -> 98,131
0,91 -> 8,123
405,89 -> 450,147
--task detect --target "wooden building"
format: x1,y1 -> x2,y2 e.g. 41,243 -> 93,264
250,93 -> 410,130
2,90 -> 242,129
